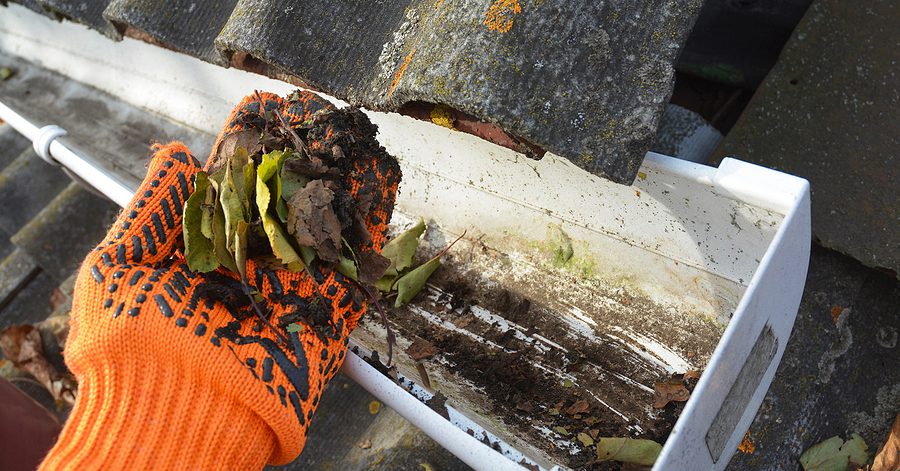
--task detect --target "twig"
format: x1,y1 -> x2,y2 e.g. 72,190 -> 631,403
241,279 -> 290,345
356,281 -> 396,367
254,90 -> 310,158
427,230 -> 467,263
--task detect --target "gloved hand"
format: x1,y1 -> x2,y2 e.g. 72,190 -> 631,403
40,92 -> 401,469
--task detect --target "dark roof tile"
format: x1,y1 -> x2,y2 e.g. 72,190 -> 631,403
4,0 -> 705,183
37,0 -> 119,38
104,0 -> 237,63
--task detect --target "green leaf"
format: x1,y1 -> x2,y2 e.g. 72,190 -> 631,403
210,181 -> 238,273
219,159 -> 246,254
286,323 -> 305,333
0,68 -> 12,81
257,149 -> 288,183
394,258 -> 440,307
381,219 -> 426,277
553,426 -> 570,436
842,433 -> 869,466
235,220 -> 249,280
300,246 -> 316,267
280,157 -> 310,202
243,161 -> 256,216
229,147 -> 250,211
182,172 -> 218,272
595,437 -> 662,466
335,256 -> 359,281
800,435 -> 869,471
256,161 -> 303,267
374,275 -> 396,293
200,179 -> 216,239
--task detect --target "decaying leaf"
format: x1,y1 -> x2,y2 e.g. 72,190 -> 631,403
356,250 -> 391,285
682,370 -> 701,380
577,432 -> 594,447
211,129 -> 260,174
394,258 -> 440,307
872,413 -> 900,471
799,434 -> 869,471
653,381 -> 690,408
406,338 -> 440,361
566,399 -> 590,416
0,325 -> 76,407
369,400 -> 381,415
183,172 -> 219,272
381,218 -> 426,277
286,179 -> 342,263
595,437 -> 662,466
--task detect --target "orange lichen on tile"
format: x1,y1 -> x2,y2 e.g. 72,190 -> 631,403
738,431 -> 756,454
389,47 -> 417,98
483,0 -> 522,33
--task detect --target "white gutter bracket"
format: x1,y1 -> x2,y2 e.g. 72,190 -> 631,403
33,124 -> 67,166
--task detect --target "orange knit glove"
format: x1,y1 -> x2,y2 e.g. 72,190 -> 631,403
40,92 -> 401,469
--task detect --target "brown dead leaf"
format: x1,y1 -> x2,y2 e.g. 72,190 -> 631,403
566,399 -> 591,416
286,180 -> 342,262
406,338 -> 440,361
653,381 -> 690,408
683,370 -> 702,380
359,439 -> 372,449
873,413 -> 900,471
281,152 -> 338,179
211,129 -> 260,174
357,250 -> 391,285
49,288 -> 69,313
0,325 -> 76,407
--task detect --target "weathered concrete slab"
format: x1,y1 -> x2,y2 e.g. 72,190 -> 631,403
0,149 -> 72,235
0,247 -> 38,311
0,51 -> 212,189
0,270 -> 57,328
726,245 -> 900,469
0,124 -> 31,169
678,0 -> 813,87
12,182 -> 117,283
714,0 -> 899,273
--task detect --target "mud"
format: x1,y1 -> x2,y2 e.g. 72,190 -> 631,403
354,232 -> 724,469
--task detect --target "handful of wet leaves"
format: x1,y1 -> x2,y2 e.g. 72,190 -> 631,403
182,92 -> 448,342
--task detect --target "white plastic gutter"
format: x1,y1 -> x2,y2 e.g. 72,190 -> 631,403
0,99 -> 533,471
